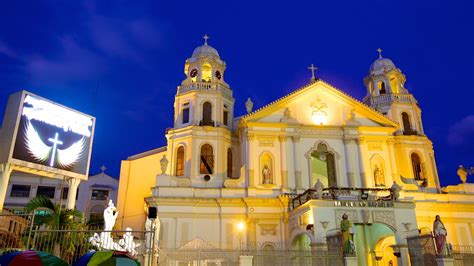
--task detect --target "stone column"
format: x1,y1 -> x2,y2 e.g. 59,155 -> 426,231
292,136 -> 302,190
66,178 -> 80,210
0,164 -> 12,210
398,245 -> 410,266
386,139 -> 399,184
279,136 -> 288,189
247,134 -> 255,187
343,138 -> 361,188
357,137 -> 368,188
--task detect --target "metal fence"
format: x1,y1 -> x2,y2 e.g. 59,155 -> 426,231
157,249 -> 344,266
407,233 -> 437,266
0,210 -> 156,265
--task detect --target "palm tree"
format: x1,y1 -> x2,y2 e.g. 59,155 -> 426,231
25,196 -> 83,229
24,196 -> 85,258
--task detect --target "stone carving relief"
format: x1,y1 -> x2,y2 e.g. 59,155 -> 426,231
372,211 -> 396,229
259,224 -> 278,236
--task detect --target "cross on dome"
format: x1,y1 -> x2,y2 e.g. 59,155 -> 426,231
308,64 -> 318,81
203,34 -> 210,46
377,48 -> 383,59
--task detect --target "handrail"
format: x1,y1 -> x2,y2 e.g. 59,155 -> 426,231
290,187 -> 394,210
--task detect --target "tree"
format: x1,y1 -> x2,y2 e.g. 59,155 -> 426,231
24,196 -> 85,259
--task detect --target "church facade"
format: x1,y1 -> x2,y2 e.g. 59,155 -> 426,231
117,38 -> 474,265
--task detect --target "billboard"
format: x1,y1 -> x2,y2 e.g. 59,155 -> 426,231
0,91 -> 95,179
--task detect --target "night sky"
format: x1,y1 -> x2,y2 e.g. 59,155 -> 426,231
0,0 -> 473,186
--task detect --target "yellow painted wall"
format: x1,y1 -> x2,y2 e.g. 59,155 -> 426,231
116,149 -> 165,230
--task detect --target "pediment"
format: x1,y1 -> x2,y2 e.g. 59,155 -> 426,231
243,80 -> 397,129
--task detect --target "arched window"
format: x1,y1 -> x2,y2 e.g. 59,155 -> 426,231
411,153 -> 423,180
182,103 -> 190,124
223,104 -> 229,126
202,63 -> 212,82
227,148 -> 233,178
202,102 -> 213,126
200,144 -> 214,174
402,112 -> 412,134
379,81 -> 386,94
176,146 -> 185,176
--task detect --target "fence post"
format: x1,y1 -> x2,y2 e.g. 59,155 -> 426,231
26,212 -> 35,249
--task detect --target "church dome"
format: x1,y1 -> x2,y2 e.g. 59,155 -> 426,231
370,57 -> 396,72
192,44 -> 220,58
369,48 -> 396,72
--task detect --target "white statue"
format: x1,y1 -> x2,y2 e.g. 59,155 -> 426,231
314,179 -> 324,198
145,217 -> 160,253
390,181 -> 402,200
119,227 -> 140,256
262,165 -> 272,184
104,200 -> 118,231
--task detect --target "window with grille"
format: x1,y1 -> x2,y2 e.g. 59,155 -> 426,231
200,144 -> 214,174
176,146 -> 185,176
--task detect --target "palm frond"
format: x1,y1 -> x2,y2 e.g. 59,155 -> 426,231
25,196 -> 56,212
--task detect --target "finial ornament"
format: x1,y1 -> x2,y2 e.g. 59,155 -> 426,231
308,64 -> 318,81
100,165 -> 107,173
377,48 -> 383,59
245,98 -> 254,114
203,34 -> 210,46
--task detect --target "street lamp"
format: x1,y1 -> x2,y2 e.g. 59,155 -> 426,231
237,221 -> 245,250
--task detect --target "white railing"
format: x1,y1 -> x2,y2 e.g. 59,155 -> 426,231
363,93 -> 416,106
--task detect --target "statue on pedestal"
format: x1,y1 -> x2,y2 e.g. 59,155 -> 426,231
433,215 -> 448,256
340,213 -> 355,255
374,165 -> 385,186
390,181 -> 402,201
104,200 -> 118,231
262,165 -> 272,184
314,179 -> 324,198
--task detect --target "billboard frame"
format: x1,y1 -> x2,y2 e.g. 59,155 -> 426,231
0,90 -> 96,181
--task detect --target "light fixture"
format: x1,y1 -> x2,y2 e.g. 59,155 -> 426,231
312,110 -> 328,125
237,221 -> 245,232
320,221 -> 329,230
319,152 -> 327,161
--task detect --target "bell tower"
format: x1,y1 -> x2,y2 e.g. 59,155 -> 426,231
166,35 -> 236,187
363,49 -> 424,136
173,35 -> 234,129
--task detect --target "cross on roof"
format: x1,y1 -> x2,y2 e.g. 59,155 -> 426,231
377,48 -> 383,59
100,165 -> 107,173
203,34 -> 210,45
308,64 -> 318,81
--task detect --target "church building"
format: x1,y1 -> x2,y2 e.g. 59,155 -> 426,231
117,37 -> 474,265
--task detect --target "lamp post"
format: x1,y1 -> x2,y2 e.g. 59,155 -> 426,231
237,221 -> 245,251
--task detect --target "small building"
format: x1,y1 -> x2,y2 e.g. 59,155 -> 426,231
3,166 -> 118,222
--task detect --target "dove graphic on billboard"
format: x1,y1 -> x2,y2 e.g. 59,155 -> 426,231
11,94 -> 94,175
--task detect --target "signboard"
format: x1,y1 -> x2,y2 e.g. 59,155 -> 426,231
0,91 -> 95,179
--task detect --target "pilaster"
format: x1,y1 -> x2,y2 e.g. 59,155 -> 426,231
292,136 -> 302,190
66,177 -> 81,210
279,136 -> 288,189
0,164 -> 13,210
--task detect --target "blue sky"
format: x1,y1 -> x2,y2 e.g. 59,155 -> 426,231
0,0 -> 473,186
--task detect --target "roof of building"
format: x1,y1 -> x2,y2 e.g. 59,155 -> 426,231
127,146 -> 167,160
